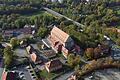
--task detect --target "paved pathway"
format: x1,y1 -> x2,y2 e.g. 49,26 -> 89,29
43,7 -> 85,28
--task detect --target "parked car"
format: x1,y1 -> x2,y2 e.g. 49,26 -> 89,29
26,66 -> 31,69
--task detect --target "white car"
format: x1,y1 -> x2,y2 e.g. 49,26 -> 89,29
26,66 -> 31,69
88,76 -> 93,79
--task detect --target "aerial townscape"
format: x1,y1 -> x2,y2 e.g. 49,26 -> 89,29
0,0 -> 120,80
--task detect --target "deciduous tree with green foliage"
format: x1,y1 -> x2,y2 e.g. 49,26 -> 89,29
3,46 -> 13,68
10,37 -> 19,48
67,54 -> 81,68
0,33 -> 2,42
116,38 -> 120,46
37,27 -> 48,38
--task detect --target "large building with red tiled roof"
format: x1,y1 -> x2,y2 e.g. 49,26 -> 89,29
48,26 -> 74,58
45,59 -> 62,72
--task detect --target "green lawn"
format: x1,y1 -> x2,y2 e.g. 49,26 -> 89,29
22,11 -> 53,19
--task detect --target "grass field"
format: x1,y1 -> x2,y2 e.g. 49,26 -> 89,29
20,10 -> 53,19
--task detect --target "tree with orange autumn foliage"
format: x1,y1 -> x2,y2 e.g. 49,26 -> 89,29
85,48 -> 94,59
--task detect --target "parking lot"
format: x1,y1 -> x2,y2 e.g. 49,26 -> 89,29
12,65 -> 37,80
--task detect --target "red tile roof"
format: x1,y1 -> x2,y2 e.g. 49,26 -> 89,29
2,71 -> 7,80
51,26 -> 69,43
30,53 -> 37,62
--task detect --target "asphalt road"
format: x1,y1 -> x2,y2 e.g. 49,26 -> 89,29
85,69 -> 120,80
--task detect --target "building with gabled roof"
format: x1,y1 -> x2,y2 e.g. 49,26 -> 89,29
2,69 -> 19,80
2,25 -> 35,40
30,52 -> 42,64
48,26 -> 74,58
45,59 -> 62,72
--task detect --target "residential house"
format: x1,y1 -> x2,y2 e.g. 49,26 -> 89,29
30,52 -> 42,64
0,68 -> 4,80
26,45 -> 42,64
45,59 -> 62,72
2,69 -> 7,80
2,25 -> 35,39
2,30 -> 13,39
48,26 -> 74,58
2,70 -> 19,80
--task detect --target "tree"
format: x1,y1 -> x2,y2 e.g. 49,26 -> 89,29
67,54 -> 81,68
75,55 -> 81,65
0,33 -> 2,42
85,48 -> 94,60
59,21 -> 65,30
37,27 -> 47,38
116,38 -> 120,46
67,54 -> 75,67
10,37 -> 18,48
3,46 -> 13,68
94,47 -> 102,59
